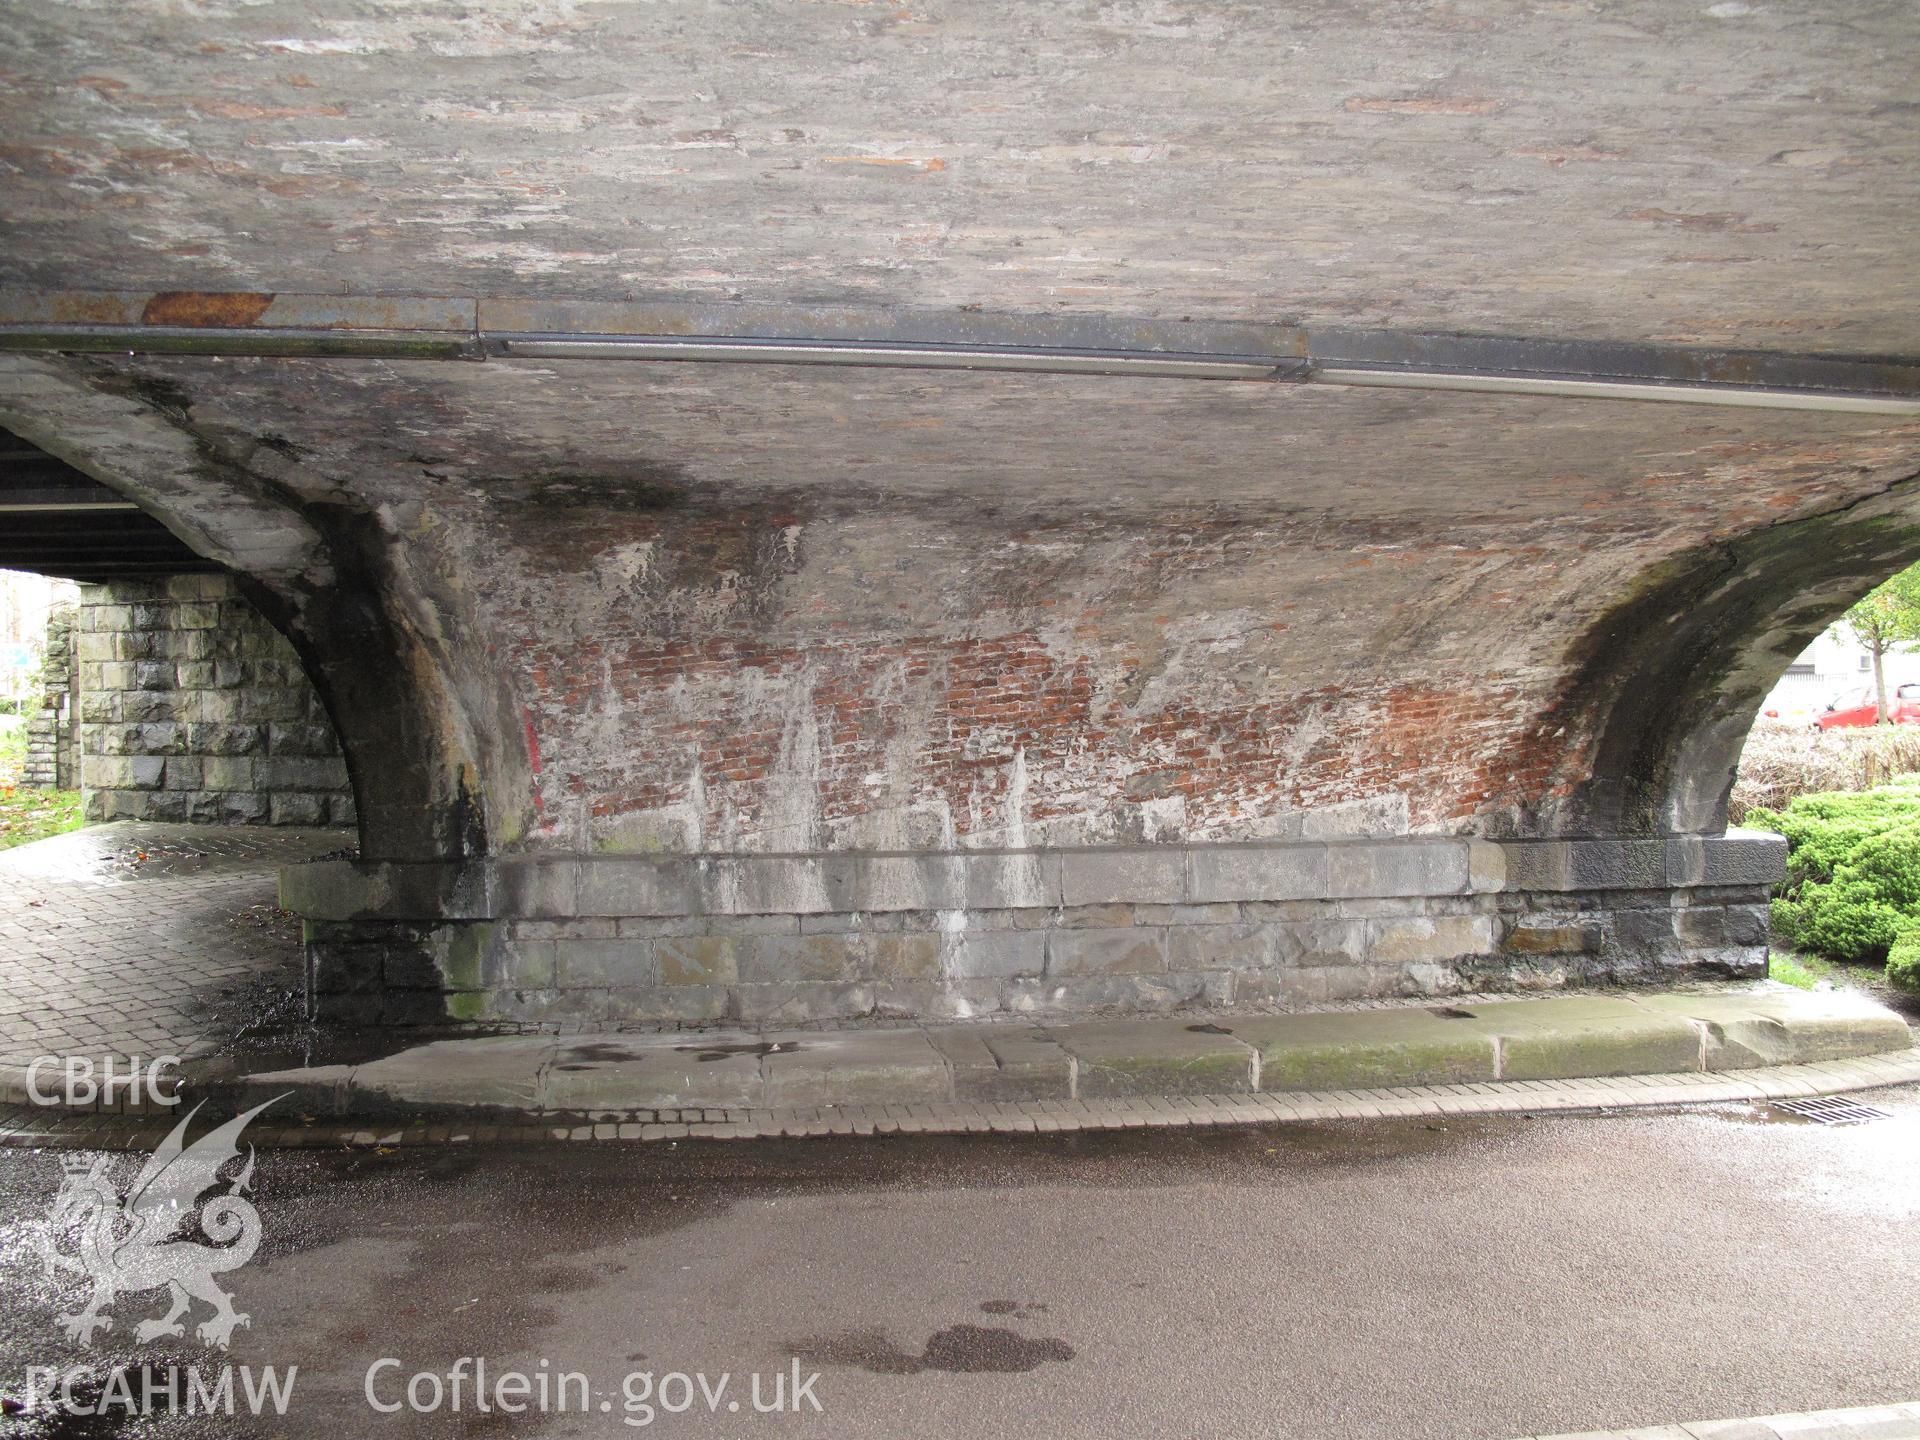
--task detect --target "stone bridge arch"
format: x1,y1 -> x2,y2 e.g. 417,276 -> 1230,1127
1545,469 -> 1920,840
0,353 -> 528,863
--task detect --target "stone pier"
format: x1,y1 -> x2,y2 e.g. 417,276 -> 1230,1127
281,833 -> 1782,1025
67,575 -> 353,827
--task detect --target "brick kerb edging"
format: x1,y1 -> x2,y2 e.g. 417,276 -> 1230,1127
279,831 -> 1787,922
1524,1400 -> 1920,1440
0,1060 -> 183,1116
3,1049 -> 1917,1150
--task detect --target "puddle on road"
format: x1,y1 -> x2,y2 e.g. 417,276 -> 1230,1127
1689,1099 -> 1899,1127
785,1323 -> 1074,1376
557,1042 -> 633,1063
1700,1102 -> 1815,1126
550,1040 -> 643,1071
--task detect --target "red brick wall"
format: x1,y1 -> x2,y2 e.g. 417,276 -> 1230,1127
480,503 -> 1609,852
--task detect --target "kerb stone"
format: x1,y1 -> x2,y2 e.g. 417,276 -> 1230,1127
1058,1020 -> 1256,1097
1231,1010 -> 1499,1091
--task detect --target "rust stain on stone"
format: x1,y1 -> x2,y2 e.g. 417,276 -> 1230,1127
141,291 -> 276,327
44,293 -> 140,324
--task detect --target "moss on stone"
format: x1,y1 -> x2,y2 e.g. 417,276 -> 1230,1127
1235,1011 -> 1498,1090
444,990 -> 493,1023
435,921 -> 496,994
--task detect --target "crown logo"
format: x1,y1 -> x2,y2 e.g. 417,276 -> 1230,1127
58,1153 -> 100,1177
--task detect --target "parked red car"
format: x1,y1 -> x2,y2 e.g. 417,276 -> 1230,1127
1816,683 -> 1920,729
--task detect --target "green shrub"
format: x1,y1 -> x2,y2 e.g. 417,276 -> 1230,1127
1747,781 -> 1920,965
1888,922 -> 1920,992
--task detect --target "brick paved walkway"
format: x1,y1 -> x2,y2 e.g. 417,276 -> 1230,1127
0,822 -> 349,1069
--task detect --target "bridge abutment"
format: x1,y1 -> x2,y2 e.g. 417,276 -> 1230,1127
283,833 -> 1780,1025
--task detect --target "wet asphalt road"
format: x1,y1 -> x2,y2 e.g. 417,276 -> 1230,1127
1,1090 -> 1917,1440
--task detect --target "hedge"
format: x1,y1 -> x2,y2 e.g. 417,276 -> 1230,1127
1890,928 -> 1920,991
1747,780 -> 1920,988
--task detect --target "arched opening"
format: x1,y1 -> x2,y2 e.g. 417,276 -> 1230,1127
0,353 -> 523,863
1538,466 -> 1920,840
2,564 -> 355,830
1699,537 -> 1920,1027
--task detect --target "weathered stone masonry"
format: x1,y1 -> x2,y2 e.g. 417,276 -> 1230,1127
284,832 -> 1783,1025
70,575 -> 353,827
488,496 -> 1574,856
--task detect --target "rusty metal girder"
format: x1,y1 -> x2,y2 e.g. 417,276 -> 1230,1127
0,289 -> 1915,414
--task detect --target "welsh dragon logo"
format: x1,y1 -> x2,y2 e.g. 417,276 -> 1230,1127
39,1096 -> 285,1350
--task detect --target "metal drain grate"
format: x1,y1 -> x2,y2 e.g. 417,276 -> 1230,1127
1771,1096 -> 1893,1126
